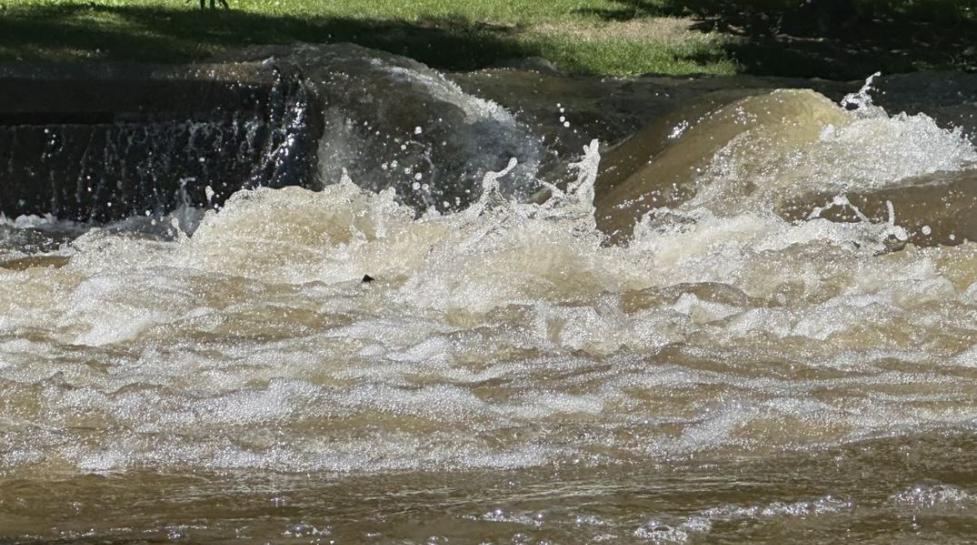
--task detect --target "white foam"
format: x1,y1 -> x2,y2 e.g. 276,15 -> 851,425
3,87 -> 977,476
889,484 -> 977,509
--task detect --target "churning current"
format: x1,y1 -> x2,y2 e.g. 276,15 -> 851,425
4,70 -> 977,544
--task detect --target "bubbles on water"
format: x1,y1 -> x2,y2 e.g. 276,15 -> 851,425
889,484 -> 977,509
668,120 -> 690,140
632,494 -> 852,543
283,523 -> 332,538
701,495 -> 854,519
633,518 -> 707,543
687,90 -> 977,215
475,508 -> 546,528
5,80 -> 977,478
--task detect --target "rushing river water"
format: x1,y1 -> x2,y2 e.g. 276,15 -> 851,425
4,61 -> 977,543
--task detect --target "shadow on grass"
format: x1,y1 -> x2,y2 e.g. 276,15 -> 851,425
577,0 -> 977,78
0,3 -> 533,70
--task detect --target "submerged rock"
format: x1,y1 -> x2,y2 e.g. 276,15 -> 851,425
0,43 -> 542,223
4,46 -> 977,243
779,169 -> 977,247
593,89 -> 849,242
229,43 -> 543,213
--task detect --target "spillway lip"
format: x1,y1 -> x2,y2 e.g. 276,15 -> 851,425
0,61 -> 276,126
0,55 -> 325,224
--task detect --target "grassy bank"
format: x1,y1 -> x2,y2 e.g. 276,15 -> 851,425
0,0 -> 734,76
0,0 -> 974,77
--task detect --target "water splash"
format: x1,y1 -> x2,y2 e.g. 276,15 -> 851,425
4,81 -> 977,479
840,71 -> 884,115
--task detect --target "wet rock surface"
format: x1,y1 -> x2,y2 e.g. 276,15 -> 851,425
230,43 -> 543,212
593,89 -> 851,242
450,69 -> 856,158
3,43 -> 977,234
778,168 -> 977,248
0,61 -> 317,222
453,68 -> 977,246
0,44 -> 545,221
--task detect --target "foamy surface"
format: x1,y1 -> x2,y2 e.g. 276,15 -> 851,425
4,76 -> 977,543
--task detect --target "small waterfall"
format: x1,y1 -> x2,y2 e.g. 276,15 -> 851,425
0,44 -> 544,226
6,45 -> 977,545
0,67 -> 319,223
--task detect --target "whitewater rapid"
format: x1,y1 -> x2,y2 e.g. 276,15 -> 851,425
3,78 -> 977,483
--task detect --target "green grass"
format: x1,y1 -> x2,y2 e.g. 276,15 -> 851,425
0,0 -> 974,77
0,0 -> 734,76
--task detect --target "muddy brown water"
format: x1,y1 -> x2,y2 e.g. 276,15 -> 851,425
4,54 -> 977,544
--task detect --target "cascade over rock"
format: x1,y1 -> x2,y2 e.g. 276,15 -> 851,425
0,43 -> 541,223
239,44 -> 543,212
4,44 -> 977,253
594,89 -> 849,242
